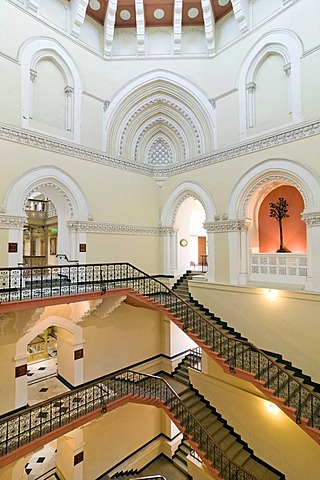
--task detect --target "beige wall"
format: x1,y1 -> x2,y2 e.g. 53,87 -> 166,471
190,281 -> 320,382
190,360 -> 320,480
82,302 -> 162,381
82,403 -> 162,479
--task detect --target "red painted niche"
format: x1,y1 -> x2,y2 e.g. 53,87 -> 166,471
258,186 -> 306,253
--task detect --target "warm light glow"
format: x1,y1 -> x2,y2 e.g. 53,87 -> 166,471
265,289 -> 278,300
266,402 -> 278,414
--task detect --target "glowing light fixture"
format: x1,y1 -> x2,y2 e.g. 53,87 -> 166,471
218,0 -> 230,6
266,402 -> 278,414
265,288 -> 278,300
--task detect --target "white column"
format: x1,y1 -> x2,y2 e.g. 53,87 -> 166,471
64,86 -> 74,132
246,81 -> 256,129
29,69 -> 37,119
204,230 -> 215,283
302,213 -> 320,292
14,353 -> 28,410
239,224 -> 249,285
283,62 -> 292,114
162,227 -> 177,276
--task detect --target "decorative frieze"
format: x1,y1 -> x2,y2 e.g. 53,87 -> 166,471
0,215 -> 26,229
204,219 -> 250,233
0,119 -> 319,178
67,220 -> 173,236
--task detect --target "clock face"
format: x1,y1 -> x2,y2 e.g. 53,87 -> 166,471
180,239 -> 188,247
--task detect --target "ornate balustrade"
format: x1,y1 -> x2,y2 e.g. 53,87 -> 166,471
0,370 -> 256,479
250,253 -> 307,286
0,262 -> 319,441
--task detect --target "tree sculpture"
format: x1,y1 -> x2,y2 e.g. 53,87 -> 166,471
269,197 -> 291,253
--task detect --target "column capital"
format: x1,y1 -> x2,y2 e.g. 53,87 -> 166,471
283,62 -> 291,77
30,69 -> 37,82
246,81 -> 256,93
64,85 -> 74,96
302,212 -> 320,226
204,219 -> 250,233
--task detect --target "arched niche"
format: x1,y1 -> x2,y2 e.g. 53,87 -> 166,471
227,159 -> 320,290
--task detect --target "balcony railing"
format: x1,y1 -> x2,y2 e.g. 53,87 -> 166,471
250,253 -> 307,285
0,370 -> 257,480
0,262 -> 319,440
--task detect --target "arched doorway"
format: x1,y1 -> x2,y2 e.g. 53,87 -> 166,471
3,167 -> 90,267
15,315 -> 84,410
175,197 -> 207,274
23,192 -> 58,266
161,181 -> 216,279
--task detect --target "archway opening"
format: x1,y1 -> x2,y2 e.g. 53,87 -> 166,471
26,323 -> 72,406
23,192 -> 58,266
175,197 -> 207,274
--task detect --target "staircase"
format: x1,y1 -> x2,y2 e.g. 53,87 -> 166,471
171,355 -> 284,480
170,271 -> 320,442
172,437 -> 192,476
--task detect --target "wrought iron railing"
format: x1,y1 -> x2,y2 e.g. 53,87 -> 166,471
189,347 -> 202,371
0,262 -> 319,432
0,370 -> 256,480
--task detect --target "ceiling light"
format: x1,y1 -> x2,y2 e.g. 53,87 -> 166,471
188,7 -> 199,19
218,0 -> 230,6
120,9 -> 131,21
89,0 -> 101,11
154,8 -> 165,20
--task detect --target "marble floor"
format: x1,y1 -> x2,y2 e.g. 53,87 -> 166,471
24,440 -> 57,479
27,358 -> 70,406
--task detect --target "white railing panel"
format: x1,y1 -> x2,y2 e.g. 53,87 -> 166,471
250,253 -> 307,285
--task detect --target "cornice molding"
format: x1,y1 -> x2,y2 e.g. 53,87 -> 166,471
0,119 -> 319,178
67,220 -> 175,236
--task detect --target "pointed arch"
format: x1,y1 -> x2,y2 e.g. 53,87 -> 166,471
161,181 -> 216,227
104,70 -> 216,159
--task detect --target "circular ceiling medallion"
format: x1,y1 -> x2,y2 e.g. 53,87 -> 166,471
89,0 -> 101,11
154,8 -> 165,20
120,9 -> 131,21
188,7 -> 199,19
218,0 -> 230,6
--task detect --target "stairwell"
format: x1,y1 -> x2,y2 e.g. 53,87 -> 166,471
170,271 -> 320,442
171,354 -> 284,480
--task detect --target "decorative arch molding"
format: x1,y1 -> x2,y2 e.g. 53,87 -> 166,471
4,166 -> 90,220
3,166 -> 90,265
134,117 -> 187,163
16,315 -> 84,360
237,30 -> 303,136
228,159 -> 320,220
146,135 -> 174,166
104,70 -> 216,158
19,37 -> 83,142
161,181 -> 216,227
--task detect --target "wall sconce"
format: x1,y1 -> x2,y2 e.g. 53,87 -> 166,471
265,289 -> 278,300
266,402 -> 278,414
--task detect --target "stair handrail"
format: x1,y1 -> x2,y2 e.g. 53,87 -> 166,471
0,368 -> 260,479
0,369 -> 257,480
0,261 -> 319,422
